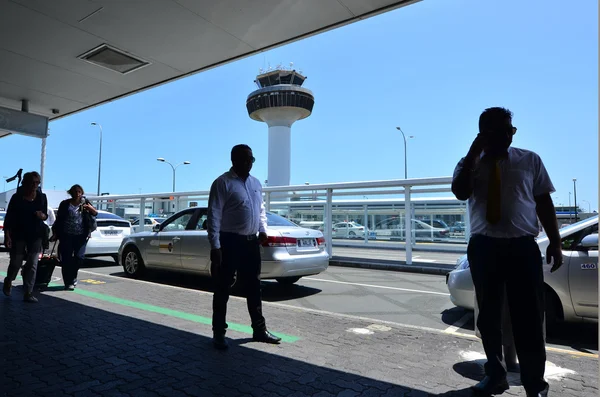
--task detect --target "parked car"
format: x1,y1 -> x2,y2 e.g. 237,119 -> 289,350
386,219 -> 449,240
332,221 -> 376,239
131,217 -> 166,233
446,216 -> 598,325
298,221 -> 324,232
449,221 -> 466,233
118,208 -> 329,285
85,211 -> 133,262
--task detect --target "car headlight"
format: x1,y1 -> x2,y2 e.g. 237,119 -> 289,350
455,255 -> 470,270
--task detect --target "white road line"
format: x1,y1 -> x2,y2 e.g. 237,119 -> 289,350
303,277 -> 450,296
444,312 -> 474,334
77,270 -> 597,358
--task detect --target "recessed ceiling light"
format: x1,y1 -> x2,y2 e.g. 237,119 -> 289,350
78,44 -> 150,74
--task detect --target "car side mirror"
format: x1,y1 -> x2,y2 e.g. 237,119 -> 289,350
579,233 -> 598,251
152,224 -> 161,232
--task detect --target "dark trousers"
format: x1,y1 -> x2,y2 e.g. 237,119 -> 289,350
468,235 -> 548,394
212,232 -> 266,334
59,234 -> 88,286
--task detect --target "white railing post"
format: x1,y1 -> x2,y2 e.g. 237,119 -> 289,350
464,201 -> 470,242
326,188 -> 333,257
265,192 -> 271,212
363,204 -> 368,243
405,186 -> 412,265
430,213 -> 434,240
139,198 -> 146,233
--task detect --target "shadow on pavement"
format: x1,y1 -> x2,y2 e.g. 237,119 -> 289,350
1,281 -> 475,397
99,267 -> 323,302
440,308 -> 598,353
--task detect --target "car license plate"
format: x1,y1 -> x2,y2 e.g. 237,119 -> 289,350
103,230 -> 121,236
298,238 -> 315,248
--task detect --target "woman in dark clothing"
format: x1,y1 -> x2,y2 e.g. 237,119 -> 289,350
51,184 -> 97,290
2,172 -> 48,303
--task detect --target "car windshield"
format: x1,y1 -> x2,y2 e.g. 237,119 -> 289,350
96,212 -> 126,220
266,212 -> 298,227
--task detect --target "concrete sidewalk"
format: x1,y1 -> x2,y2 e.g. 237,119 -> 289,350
1,263 -> 597,397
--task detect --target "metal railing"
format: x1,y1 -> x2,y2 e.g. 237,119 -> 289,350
87,176 -> 455,265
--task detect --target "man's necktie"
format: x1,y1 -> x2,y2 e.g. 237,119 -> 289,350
486,159 -> 502,224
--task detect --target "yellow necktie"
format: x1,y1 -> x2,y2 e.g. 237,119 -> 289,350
486,160 -> 502,224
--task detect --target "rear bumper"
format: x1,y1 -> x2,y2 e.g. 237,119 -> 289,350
261,251 -> 329,279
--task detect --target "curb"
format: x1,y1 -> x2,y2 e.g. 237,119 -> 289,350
329,257 -> 455,276
332,243 -> 467,254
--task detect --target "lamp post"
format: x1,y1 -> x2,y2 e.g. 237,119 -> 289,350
581,200 -> 591,213
395,127 -> 414,180
90,122 -> 103,196
568,192 -> 572,222
157,158 -> 191,192
573,178 -> 578,222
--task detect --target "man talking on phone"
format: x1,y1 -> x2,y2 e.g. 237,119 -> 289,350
452,107 -> 560,397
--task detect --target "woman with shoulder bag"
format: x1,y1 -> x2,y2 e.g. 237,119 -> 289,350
51,184 -> 98,291
2,172 -> 48,302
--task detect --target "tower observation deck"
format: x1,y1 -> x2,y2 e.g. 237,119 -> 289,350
246,68 -> 314,187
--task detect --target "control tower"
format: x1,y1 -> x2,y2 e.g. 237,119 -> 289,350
246,67 -> 314,187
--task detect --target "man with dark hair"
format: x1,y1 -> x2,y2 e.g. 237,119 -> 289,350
452,107 -> 560,397
207,144 -> 281,350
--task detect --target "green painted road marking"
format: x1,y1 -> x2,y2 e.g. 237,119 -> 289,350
0,271 -> 299,343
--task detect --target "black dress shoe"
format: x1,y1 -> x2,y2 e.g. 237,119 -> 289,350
253,330 -> 281,344
526,384 -> 549,397
213,334 -> 229,350
471,376 -> 509,395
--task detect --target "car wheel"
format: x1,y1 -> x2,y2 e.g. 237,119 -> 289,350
122,246 -> 145,278
276,276 -> 301,285
349,231 -> 356,238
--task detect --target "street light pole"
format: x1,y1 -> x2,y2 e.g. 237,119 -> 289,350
581,200 -> 591,213
396,127 -> 414,180
91,122 -> 103,196
573,178 -> 578,222
157,158 -> 191,192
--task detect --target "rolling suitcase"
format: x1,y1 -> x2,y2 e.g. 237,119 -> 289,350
35,241 -> 59,289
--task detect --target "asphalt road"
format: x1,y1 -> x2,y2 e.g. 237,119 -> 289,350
78,256 -> 597,356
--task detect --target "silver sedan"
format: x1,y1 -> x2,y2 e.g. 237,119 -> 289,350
118,208 -> 329,285
446,216 -> 599,325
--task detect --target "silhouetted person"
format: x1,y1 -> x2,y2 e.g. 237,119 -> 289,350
208,144 -> 281,350
452,107 -> 561,397
2,172 -> 48,302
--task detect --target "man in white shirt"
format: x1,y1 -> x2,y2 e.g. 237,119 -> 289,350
207,144 -> 281,350
452,107 -> 562,397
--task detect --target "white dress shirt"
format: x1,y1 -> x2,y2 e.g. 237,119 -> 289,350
453,147 -> 555,238
207,168 -> 268,250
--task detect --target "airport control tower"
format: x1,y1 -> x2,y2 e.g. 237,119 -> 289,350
246,67 -> 314,187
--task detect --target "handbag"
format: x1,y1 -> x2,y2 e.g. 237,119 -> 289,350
83,209 -> 97,233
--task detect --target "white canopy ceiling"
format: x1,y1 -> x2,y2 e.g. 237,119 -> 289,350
0,0 -> 418,127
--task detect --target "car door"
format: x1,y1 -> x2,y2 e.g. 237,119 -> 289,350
567,227 -> 599,318
180,208 -> 211,274
147,210 -> 195,269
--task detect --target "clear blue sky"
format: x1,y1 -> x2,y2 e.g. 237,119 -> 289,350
1,0 -> 597,210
